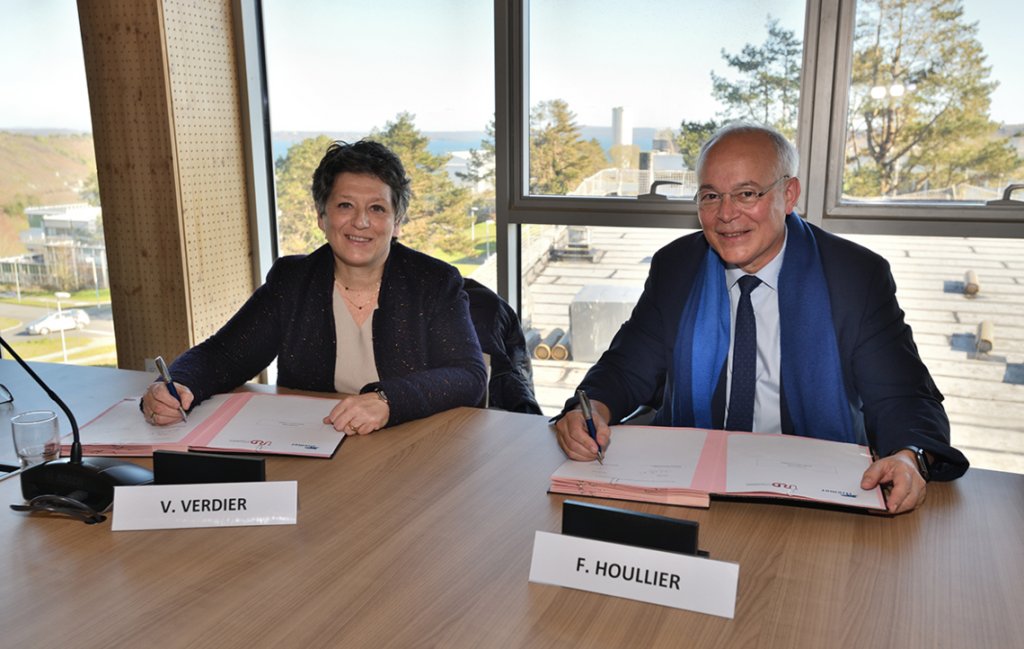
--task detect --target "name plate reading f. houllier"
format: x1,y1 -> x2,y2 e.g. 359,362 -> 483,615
528,531 -> 739,618
111,481 -> 298,531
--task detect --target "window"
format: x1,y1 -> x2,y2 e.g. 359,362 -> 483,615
841,0 -> 1022,206
526,0 -> 806,199
0,4 -> 115,367
487,0 -> 1024,474
814,0 -> 1024,232
506,0 -> 809,415
260,0 -> 496,287
244,0 -> 1024,472
521,224 -> 692,413
839,232 -> 1024,474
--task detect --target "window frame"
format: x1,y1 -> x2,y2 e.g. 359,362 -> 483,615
242,0 -> 1024,309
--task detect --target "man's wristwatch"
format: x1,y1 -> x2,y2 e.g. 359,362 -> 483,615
373,387 -> 389,404
897,445 -> 931,482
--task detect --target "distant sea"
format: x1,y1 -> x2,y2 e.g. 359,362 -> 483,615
270,127 -> 659,162
271,132 -> 488,162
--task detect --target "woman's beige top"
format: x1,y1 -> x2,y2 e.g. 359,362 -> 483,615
332,285 -> 380,394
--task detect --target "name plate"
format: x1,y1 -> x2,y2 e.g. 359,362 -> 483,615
528,531 -> 739,618
111,481 -> 298,531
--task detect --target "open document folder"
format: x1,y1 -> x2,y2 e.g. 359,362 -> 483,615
549,426 -> 886,511
64,393 -> 345,458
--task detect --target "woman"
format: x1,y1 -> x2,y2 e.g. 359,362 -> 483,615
142,140 -> 487,434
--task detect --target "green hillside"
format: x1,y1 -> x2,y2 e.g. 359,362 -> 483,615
0,130 -> 96,255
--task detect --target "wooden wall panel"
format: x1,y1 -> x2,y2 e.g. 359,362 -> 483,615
163,0 -> 253,343
77,0 -> 254,369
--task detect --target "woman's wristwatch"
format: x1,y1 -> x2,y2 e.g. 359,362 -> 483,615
361,383 -> 389,404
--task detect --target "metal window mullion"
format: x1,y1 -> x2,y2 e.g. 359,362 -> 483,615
234,0 -> 276,283
494,0 -> 524,308
802,0 -> 841,227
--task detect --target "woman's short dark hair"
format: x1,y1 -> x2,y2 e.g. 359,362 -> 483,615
311,140 -> 412,223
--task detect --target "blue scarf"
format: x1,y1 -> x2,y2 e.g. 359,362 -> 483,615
667,213 -> 857,443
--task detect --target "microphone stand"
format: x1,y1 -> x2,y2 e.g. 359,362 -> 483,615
1,335 -> 153,518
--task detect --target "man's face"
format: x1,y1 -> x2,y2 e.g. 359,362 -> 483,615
697,132 -> 800,274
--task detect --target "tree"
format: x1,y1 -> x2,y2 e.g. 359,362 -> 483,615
458,118 -> 498,225
274,135 -> 334,256
710,17 -> 801,138
372,112 -> 474,258
609,144 -> 640,169
457,118 -> 496,191
80,171 -> 101,206
675,119 -> 720,170
529,99 -> 607,195
845,0 -> 1021,197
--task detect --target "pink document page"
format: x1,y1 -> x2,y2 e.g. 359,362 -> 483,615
549,426 -> 885,511
72,393 -> 344,458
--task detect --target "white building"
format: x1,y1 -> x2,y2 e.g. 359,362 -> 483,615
2,203 -> 108,292
612,107 -> 631,148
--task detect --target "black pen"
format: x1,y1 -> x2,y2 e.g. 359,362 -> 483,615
576,389 -> 604,464
155,356 -> 188,422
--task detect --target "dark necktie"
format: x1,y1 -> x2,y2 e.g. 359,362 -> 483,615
726,275 -> 762,432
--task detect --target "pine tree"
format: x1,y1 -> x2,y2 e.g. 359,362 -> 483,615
529,99 -> 607,195
710,17 -> 801,139
675,120 -> 720,171
845,0 -> 1021,197
457,118 -> 496,191
275,135 -> 334,256
458,118 -> 497,229
372,112 -> 473,258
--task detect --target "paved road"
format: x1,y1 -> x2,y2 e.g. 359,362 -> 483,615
0,301 -> 115,358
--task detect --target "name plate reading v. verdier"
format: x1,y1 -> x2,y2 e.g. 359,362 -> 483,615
111,481 -> 297,530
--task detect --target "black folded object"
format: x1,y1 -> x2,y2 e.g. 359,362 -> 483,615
153,450 -> 266,485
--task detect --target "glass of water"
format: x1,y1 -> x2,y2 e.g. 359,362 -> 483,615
11,410 -> 61,468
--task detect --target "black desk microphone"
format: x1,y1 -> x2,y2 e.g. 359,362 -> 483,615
1,335 -> 153,523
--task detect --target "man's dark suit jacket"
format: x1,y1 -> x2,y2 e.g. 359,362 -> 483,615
574,220 -> 968,481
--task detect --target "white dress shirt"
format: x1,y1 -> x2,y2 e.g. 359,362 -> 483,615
723,230 -> 787,433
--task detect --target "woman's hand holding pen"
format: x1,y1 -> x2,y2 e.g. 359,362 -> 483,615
555,398 -> 612,461
142,381 -> 194,426
324,393 -> 389,435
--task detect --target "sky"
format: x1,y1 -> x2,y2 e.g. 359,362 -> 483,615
0,0 -> 1021,133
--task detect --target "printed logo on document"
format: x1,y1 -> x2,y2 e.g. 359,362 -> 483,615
821,488 -> 857,498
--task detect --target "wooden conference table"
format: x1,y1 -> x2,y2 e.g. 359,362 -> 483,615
1,361 -> 1022,648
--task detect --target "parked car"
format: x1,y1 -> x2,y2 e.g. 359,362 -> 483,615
25,309 -> 91,335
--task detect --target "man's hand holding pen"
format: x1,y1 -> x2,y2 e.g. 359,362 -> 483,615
555,394 -> 612,462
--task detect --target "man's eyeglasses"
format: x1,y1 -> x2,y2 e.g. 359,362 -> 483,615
695,175 -> 790,211
0,384 -> 11,405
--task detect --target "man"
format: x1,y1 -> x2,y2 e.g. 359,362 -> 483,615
555,123 -> 968,513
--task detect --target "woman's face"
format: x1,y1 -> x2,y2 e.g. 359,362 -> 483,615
318,172 -> 401,273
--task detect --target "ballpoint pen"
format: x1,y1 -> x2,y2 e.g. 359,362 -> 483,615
575,389 -> 604,464
154,356 -> 188,422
